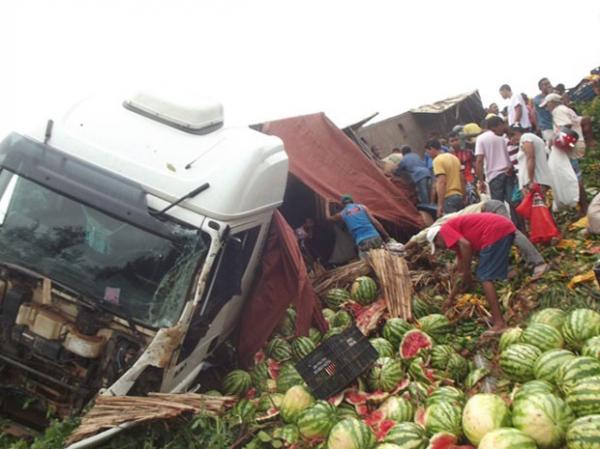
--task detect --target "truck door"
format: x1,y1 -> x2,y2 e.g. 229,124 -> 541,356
166,221 -> 267,390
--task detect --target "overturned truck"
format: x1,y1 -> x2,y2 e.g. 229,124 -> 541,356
0,92 -> 288,430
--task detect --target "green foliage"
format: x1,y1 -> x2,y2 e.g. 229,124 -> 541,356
0,419 -> 78,449
94,414 -> 236,449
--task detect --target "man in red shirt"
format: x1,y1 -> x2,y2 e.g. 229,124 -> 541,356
427,213 -> 516,333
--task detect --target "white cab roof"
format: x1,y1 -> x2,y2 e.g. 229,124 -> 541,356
24,93 -> 288,221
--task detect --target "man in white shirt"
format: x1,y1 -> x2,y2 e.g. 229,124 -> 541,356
508,125 -> 553,193
499,84 -> 532,130
542,93 -> 588,212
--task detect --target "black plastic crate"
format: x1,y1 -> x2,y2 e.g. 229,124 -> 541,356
295,325 -> 378,399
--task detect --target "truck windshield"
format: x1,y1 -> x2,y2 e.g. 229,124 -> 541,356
0,170 -> 209,328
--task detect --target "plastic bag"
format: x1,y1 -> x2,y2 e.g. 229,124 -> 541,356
516,190 -> 534,219
530,193 -> 561,244
548,147 -> 579,209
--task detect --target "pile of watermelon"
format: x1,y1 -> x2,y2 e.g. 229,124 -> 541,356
209,274 -> 600,449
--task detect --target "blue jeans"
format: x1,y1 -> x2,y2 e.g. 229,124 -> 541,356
415,177 -> 432,205
443,194 -> 465,213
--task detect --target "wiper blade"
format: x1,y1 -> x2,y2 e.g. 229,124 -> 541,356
151,183 -> 210,218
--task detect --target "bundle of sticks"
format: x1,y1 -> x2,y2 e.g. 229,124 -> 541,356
67,392 -> 235,444
312,259 -> 371,297
367,249 -> 413,320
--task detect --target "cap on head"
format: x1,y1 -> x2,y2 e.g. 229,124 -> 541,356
426,225 -> 441,255
540,93 -> 562,107
340,194 -> 354,204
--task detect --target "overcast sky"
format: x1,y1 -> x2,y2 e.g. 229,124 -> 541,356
2,0 -> 600,137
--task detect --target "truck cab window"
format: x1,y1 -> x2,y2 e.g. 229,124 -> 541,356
178,225 -> 261,360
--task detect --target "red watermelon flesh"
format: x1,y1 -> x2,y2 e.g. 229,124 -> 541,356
427,432 -> 457,449
414,406 -> 426,427
254,350 -> 266,365
267,359 -> 280,379
400,330 -> 433,359
363,410 -> 396,441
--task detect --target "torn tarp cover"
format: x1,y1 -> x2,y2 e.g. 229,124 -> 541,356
238,210 -> 327,368
261,113 -> 423,235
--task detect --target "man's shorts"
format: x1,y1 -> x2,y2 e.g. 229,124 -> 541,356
357,236 -> 383,259
476,233 -> 515,282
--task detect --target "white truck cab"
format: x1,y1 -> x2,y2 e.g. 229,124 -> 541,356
0,92 -> 288,435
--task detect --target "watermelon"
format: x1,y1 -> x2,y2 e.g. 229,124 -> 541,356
230,398 -> 256,423
464,368 -> 490,390
426,432 -> 457,449
582,336 -> 600,359
499,327 -> 524,351
383,422 -> 428,449
522,323 -> 564,351
406,356 -> 429,380
462,393 -> 511,445
566,376 -> 600,417
351,276 -> 379,305
533,349 -> 576,383
327,417 -> 376,449
280,385 -> 314,423
512,393 -> 575,449
499,343 -> 542,382
566,414 -> 600,449
278,308 -> 296,337
277,362 -> 304,393
423,401 -> 463,437
557,356 -> 600,395
512,380 -> 556,403
309,327 -> 323,345
417,314 -> 452,342
430,345 -> 455,370
222,369 -> 252,396
400,330 -> 433,359
333,310 -> 354,329
378,396 -> 414,422
291,336 -> 316,361
204,389 -> 222,396
530,308 -> 567,330
478,428 -> 537,449
375,445 -> 403,449
427,387 -> 465,408
266,336 -> 293,362
323,308 -> 337,322
326,288 -> 352,309
413,297 -> 440,319
257,392 -> 283,412
250,361 -> 269,392
370,338 -> 396,358
324,326 -> 345,339
338,402 -> 360,420
562,309 -> 600,350
368,357 -> 405,392
446,353 -> 468,382
383,318 -> 414,348
297,400 -> 338,439
272,424 -> 301,445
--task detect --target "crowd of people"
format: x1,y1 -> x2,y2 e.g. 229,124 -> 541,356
324,76 -> 599,335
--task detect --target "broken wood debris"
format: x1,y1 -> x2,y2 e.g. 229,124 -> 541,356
67,393 -> 235,444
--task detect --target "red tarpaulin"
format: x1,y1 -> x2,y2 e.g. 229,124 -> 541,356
238,211 -> 327,368
262,113 -> 423,234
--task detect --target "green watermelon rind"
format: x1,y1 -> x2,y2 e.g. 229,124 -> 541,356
522,323 -> 565,351
566,414 -> 600,449
499,343 -> 542,382
512,392 -> 575,449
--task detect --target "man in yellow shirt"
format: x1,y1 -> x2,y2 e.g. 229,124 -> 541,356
426,139 -> 465,217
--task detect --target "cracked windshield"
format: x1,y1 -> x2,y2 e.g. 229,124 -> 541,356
0,170 -> 209,328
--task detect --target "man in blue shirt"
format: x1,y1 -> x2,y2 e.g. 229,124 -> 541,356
533,77 -> 554,148
326,195 -> 390,259
395,146 -> 433,205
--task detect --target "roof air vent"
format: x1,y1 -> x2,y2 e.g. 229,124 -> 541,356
124,91 -> 224,134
